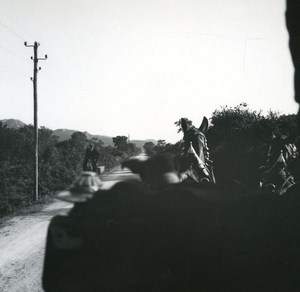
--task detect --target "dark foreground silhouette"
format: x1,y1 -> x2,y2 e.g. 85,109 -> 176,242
259,133 -> 298,194
43,175 -> 300,292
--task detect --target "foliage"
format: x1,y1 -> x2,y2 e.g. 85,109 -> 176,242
207,103 -> 298,186
159,141 -> 182,156
0,124 -> 139,216
174,118 -> 192,133
112,136 -> 128,151
112,135 -> 141,160
143,141 -> 156,156
143,139 -> 182,157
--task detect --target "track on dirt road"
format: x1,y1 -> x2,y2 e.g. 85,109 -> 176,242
0,154 -> 146,292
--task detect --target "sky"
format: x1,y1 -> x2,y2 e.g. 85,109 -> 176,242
0,0 -> 298,143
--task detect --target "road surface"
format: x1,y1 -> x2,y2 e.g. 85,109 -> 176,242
0,154 -> 146,292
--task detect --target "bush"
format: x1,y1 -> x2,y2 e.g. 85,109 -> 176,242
0,123 -> 132,216
207,104 -> 298,187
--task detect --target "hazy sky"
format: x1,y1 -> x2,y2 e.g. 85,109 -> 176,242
0,0 -> 298,143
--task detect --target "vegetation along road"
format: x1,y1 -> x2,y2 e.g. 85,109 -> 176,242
0,156 -> 144,292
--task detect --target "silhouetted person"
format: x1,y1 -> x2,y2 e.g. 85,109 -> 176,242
83,144 -> 99,172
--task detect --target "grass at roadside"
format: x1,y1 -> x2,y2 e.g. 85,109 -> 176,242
0,195 -> 54,227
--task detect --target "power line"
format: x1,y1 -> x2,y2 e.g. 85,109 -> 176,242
0,44 -> 31,64
0,20 -> 26,42
0,64 -> 30,78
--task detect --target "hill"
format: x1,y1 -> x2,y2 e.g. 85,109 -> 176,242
0,119 -> 157,149
1,119 -> 26,129
53,130 -> 157,148
53,129 -> 114,146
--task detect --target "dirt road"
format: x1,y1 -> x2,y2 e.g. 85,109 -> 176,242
0,159 -> 143,292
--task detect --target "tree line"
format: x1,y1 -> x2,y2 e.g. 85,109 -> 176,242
0,124 -> 140,216
1,103 -> 298,216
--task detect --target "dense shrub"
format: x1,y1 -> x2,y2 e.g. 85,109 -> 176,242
112,136 -> 141,162
143,140 -> 182,157
207,104 -> 298,187
0,123 -> 139,216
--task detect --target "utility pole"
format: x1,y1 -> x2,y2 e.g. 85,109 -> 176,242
24,41 -> 47,201
127,134 -> 131,157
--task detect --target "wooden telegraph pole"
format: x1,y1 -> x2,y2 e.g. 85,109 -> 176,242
24,41 -> 47,201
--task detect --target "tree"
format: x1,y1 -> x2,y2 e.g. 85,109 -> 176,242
71,131 -> 88,145
207,103 -> 298,187
152,140 -> 166,154
39,126 -> 59,164
112,135 -> 140,160
54,131 -> 88,189
143,141 -> 156,156
112,136 -> 128,151
150,140 -> 182,156
0,125 -> 137,216
174,118 -> 193,133
128,142 -> 141,157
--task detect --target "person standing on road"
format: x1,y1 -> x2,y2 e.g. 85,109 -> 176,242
83,144 -> 99,172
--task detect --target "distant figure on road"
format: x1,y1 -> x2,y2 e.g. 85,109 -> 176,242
83,144 -> 99,172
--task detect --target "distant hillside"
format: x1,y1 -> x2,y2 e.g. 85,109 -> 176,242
52,128 -> 76,141
53,130 -> 157,149
1,119 -> 157,149
53,129 -> 114,146
83,132 -> 114,147
1,119 -> 26,129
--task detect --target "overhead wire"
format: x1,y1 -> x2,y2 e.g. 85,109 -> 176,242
0,18 -> 78,99
0,20 -> 52,87
0,16 -> 74,121
0,20 -> 26,42
0,19 -> 32,65
0,64 -> 30,78
0,44 -> 32,64
0,43 -> 32,81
